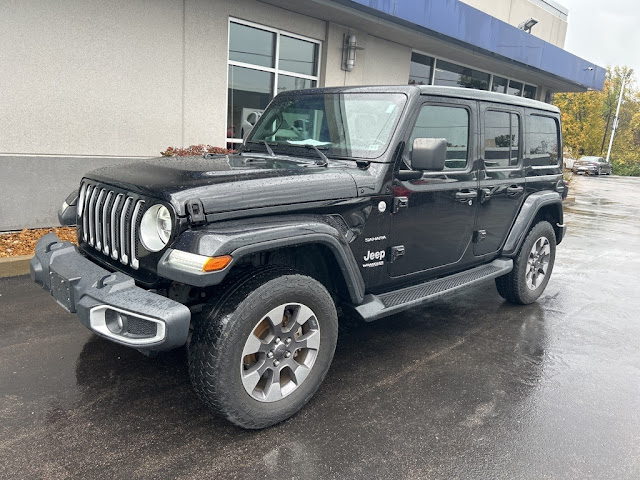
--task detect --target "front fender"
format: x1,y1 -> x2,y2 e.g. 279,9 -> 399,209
502,191 -> 564,257
157,215 -> 365,303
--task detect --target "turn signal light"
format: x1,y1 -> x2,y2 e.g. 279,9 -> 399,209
203,255 -> 232,272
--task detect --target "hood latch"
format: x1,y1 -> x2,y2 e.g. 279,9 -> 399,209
187,199 -> 206,225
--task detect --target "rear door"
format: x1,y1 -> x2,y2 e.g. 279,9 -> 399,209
388,97 -> 479,278
474,103 -> 526,256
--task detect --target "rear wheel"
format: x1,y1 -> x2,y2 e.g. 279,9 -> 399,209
188,268 -> 338,429
496,221 -> 556,305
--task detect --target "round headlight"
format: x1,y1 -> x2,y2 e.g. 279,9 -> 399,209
140,204 -> 173,252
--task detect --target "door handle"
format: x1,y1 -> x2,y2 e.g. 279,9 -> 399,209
455,190 -> 477,201
480,188 -> 492,203
506,185 -> 524,196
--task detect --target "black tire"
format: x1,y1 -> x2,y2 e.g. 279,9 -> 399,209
495,221 -> 556,305
188,267 -> 338,429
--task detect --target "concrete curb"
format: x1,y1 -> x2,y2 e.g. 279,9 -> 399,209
0,255 -> 33,278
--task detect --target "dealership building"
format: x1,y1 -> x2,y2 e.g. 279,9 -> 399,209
1,0 -> 605,230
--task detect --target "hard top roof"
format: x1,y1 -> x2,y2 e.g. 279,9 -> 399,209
279,85 -> 559,113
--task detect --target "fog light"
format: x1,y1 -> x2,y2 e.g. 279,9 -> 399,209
105,309 -> 126,334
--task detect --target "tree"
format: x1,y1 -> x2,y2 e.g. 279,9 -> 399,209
554,66 -> 640,176
554,89 -> 604,157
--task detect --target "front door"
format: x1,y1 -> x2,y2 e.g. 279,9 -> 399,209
474,103 -> 526,256
388,98 -> 479,278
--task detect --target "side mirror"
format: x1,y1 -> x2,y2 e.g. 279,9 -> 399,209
411,138 -> 447,171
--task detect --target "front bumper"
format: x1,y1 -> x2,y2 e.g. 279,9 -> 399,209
31,233 -> 191,351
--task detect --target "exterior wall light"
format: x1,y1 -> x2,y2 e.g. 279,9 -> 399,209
518,17 -> 539,33
342,34 -> 364,72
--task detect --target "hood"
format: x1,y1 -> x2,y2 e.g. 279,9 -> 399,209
86,155 -> 360,216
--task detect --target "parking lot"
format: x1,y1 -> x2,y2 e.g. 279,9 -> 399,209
1,175 -> 640,479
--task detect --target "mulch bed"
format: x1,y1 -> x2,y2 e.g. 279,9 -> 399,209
0,227 -> 77,258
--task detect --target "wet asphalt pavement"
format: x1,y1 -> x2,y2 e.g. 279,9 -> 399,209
2,175 -> 640,479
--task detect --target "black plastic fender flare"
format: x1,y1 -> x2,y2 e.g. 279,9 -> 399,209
158,215 -> 366,304
502,191 -> 564,257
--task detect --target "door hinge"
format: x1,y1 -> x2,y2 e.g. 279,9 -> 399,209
393,196 -> 409,213
474,230 -> 487,243
390,245 -> 405,262
186,199 -> 206,225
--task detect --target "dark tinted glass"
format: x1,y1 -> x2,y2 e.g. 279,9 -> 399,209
523,84 -> 537,99
507,80 -> 523,96
484,111 -> 519,168
434,60 -> 490,90
410,105 -> 469,169
491,76 -> 508,94
279,35 -> 318,76
227,65 -> 273,139
229,22 -> 275,68
527,115 -> 559,166
409,52 -> 433,85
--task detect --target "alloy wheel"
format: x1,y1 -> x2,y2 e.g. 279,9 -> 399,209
240,303 -> 320,402
526,236 -> 551,290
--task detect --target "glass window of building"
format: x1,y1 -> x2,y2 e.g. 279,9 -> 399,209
523,84 -> 537,99
409,105 -> 469,169
527,115 -> 560,166
409,52 -> 434,85
484,111 -> 520,168
491,76 -> 508,94
507,80 -> 523,96
433,60 -> 490,90
227,20 -> 320,143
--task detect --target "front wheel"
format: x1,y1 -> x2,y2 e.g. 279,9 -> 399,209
188,268 -> 338,429
496,221 -> 556,305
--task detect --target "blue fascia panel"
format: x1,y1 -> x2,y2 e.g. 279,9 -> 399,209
340,0 -> 606,90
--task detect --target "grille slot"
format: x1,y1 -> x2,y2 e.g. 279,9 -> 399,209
125,317 -> 158,337
80,181 -> 144,269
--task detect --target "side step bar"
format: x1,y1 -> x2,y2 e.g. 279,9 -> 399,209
354,258 -> 513,322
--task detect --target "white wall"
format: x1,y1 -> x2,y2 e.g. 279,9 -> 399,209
321,23 -> 411,87
460,0 -> 568,47
0,0 -> 184,157
0,0 -> 327,157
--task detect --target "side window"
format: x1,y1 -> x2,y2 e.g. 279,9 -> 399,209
484,110 -> 520,168
409,105 -> 469,170
527,115 -> 560,166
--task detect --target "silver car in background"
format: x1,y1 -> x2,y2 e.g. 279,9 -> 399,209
571,156 -> 613,175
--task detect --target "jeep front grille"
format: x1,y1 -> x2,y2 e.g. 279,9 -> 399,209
78,181 -> 144,269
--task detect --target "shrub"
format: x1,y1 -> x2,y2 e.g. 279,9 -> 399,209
161,145 -> 236,157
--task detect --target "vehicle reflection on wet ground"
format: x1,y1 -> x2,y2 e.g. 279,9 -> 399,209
1,175 -> 639,479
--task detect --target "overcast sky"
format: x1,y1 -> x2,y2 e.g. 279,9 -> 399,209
561,0 -> 640,82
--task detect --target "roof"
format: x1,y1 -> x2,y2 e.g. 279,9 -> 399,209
418,86 -> 560,112
281,85 -> 559,113
328,0 -> 606,92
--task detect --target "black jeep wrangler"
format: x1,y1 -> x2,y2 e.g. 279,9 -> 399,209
32,85 -> 566,429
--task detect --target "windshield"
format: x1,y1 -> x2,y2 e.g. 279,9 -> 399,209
247,92 -> 407,159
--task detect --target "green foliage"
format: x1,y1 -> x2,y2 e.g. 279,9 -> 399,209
554,66 -> 640,176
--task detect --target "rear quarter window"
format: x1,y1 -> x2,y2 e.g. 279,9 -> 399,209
526,114 -> 560,166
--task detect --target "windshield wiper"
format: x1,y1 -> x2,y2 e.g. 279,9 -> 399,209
244,140 -> 276,156
302,144 -> 329,167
